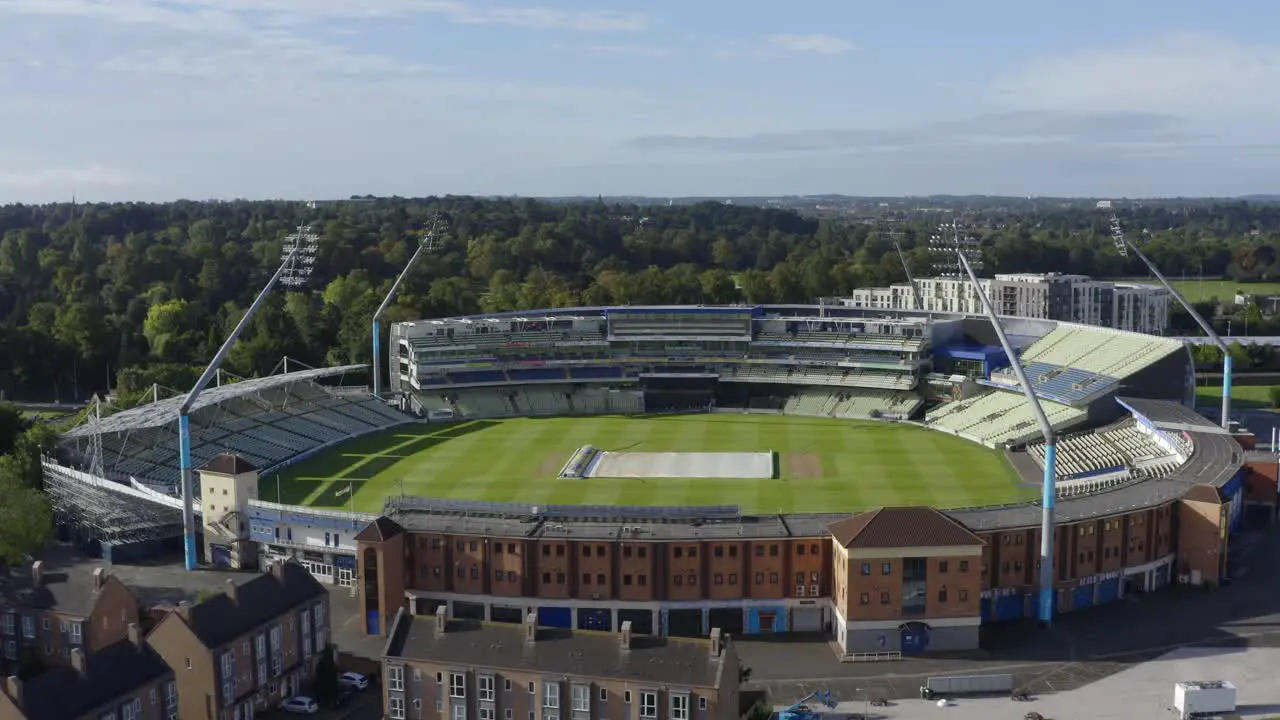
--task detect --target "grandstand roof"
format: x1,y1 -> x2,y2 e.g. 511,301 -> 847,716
63,365 -> 367,438
200,453 -> 258,475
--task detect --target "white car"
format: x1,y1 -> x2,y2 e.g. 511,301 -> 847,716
339,671 -> 370,690
280,697 -> 319,715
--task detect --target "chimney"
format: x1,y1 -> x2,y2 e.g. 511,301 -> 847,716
70,648 -> 86,675
92,568 -> 106,590
30,561 -> 43,586
523,613 -> 538,644
434,605 -> 447,636
4,676 -> 22,707
271,561 -> 286,580
127,623 -> 142,648
620,620 -> 633,650
709,628 -> 722,657
224,578 -> 237,604
175,601 -> 191,621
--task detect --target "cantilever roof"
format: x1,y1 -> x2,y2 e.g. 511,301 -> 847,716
64,365 -> 367,438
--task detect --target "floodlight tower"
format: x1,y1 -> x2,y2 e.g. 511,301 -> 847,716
176,223 -> 319,571
372,216 -> 445,401
932,220 -> 1060,626
881,220 -> 923,311
1110,213 -> 1233,429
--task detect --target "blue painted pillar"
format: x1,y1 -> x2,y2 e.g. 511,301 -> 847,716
179,413 -> 198,571
1037,443 -> 1057,624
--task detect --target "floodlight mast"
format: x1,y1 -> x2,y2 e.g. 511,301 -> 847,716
177,223 -> 319,571
1111,215 -> 1232,429
372,216 -> 445,401
882,220 -> 923,311
941,221 -> 1058,626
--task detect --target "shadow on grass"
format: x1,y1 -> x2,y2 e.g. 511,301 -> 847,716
336,456 -> 403,480
312,479 -> 368,507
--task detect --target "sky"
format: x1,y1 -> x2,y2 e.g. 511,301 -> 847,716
2,0 -> 1280,202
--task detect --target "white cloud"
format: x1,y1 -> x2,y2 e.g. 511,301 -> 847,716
993,32 -> 1280,120
0,164 -> 136,191
763,34 -> 854,56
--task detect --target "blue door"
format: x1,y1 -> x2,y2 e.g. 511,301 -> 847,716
211,544 -> 231,568
980,597 -> 993,622
1097,578 -> 1120,605
994,594 -> 1025,621
366,610 -> 380,636
538,606 -> 572,628
577,609 -> 611,631
1072,584 -> 1094,610
900,626 -> 930,653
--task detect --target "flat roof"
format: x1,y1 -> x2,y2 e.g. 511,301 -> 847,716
63,365 -> 367,437
385,612 -> 727,688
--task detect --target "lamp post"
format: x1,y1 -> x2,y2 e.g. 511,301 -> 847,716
933,221 -> 1059,626
177,223 -> 318,571
1112,214 -> 1232,429
372,216 -> 445,401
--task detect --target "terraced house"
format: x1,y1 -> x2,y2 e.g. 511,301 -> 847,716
381,606 -> 739,720
144,561 -> 329,720
0,554 -> 141,677
0,624 -> 176,720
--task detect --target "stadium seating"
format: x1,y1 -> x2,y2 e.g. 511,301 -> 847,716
780,388 -> 922,420
1025,419 -> 1187,481
924,390 -> 1086,447
719,364 -> 916,390
90,382 -> 410,488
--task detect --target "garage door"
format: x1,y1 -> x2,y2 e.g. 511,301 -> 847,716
791,607 -> 823,632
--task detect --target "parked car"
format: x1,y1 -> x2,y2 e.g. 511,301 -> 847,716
281,697 -> 320,715
339,671 -> 370,691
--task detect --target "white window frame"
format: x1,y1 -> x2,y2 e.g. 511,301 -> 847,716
571,684 -> 590,713
670,693 -> 689,720
639,691 -> 658,719
387,665 -> 405,692
543,682 -> 560,710
20,615 -> 35,639
450,672 -> 467,699
452,705 -> 467,720
122,698 -> 142,720
478,675 -> 495,702
0,613 -> 13,635
388,696 -> 406,720
69,621 -> 83,644
480,708 -> 496,720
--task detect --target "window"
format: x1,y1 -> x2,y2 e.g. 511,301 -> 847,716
860,563 -> 870,575
671,693 -> 689,720
880,563 -> 891,575
388,665 -> 405,692
859,593 -> 870,605
958,589 -> 969,602
389,696 -> 406,720
959,560 -> 969,572
121,699 -> 142,720
451,672 -> 466,698
937,588 -> 948,603
150,689 -> 157,706
639,691 -> 658,718
69,622 -> 82,644
543,682 -> 560,709
880,591 -> 890,605
572,684 -> 590,713
600,688 -> 608,702
453,709 -> 469,720
624,691 -> 632,704
505,679 -> 512,692
255,634 -> 267,686
480,708 -> 496,720
479,675 -> 496,702
20,616 -> 34,639
164,683 -> 178,720
220,651 -> 235,703
938,561 -> 949,574
699,697 -> 708,711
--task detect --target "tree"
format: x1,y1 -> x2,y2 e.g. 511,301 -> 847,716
313,645 -> 340,704
0,476 -> 52,563
0,403 -> 27,456
1270,386 -> 1280,409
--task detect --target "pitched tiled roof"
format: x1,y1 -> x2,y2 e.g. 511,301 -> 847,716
182,561 -> 325,648
1183,484 -> 1223,504
13,635 -> 172,719
0,548 -> 117,616
355,516 -> 406,542
828,507 -> 984,549
199,453 -> 258,475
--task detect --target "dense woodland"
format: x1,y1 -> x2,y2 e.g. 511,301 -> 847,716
3,197 -> 1280,404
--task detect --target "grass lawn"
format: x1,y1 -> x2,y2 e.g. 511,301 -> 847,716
1115,277 -> 1280,303
262,414 -> 1033,515
1195,383 -> 1280,411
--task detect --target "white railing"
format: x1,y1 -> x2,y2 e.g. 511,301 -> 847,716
841,651 -> 903,663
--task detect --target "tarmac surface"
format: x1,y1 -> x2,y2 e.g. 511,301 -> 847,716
740,522 -> 1280,704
